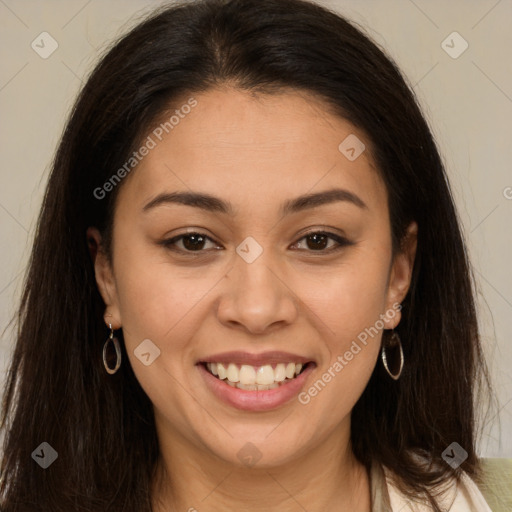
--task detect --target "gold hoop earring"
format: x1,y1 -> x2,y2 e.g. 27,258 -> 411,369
103,323 -> 121,374
381,330 -> 404,380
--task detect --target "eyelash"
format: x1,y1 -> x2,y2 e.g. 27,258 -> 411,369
160,230 -> 353,255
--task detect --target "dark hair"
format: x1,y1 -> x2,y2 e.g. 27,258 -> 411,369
1,0 -> 492,510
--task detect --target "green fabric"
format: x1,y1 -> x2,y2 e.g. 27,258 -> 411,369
478,458 -> 512,512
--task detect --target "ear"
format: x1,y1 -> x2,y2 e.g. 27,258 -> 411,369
87,227 -> 122,329
383,221 -> 418,329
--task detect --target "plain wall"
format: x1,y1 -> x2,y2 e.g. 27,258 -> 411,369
0,0 -> 511,457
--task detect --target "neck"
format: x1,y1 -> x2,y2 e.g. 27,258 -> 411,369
151,424 -> 371,512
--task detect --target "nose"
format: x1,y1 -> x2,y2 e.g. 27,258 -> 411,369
216,248 -> 298,335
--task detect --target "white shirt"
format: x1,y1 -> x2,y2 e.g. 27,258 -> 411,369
370,461 -> 494,511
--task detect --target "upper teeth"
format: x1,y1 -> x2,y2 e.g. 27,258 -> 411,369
206,362 -> 304,385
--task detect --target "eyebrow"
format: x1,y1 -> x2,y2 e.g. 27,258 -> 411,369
142,187 -> 368,216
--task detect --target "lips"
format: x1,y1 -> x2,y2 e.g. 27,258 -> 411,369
196,351 -> 316,411
198,362 -> 314,411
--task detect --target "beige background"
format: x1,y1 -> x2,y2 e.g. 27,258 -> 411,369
0,0 -> 511,457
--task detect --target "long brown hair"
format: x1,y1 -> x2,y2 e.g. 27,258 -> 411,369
1,0 -> 492,510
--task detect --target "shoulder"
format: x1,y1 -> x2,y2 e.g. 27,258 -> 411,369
382,464 -> 494,512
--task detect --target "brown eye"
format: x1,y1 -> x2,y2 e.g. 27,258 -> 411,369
292,231 -> 351,252
181,234 -> 207,251
161,232 -> 220,253
305,233 -> 329,250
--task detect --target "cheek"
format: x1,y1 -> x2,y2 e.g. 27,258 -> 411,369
293,258 -> 389,426
293,244 -> 390,398
114,253 -> 208,349
295,247 -> 391,342
111,246 -> 214,416
109,229 -> 193,356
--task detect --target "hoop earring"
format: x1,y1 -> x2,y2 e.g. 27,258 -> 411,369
381,330 -> 404,380
103,323 -> 121,374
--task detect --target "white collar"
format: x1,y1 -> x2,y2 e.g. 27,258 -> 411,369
369,460 -> 493,511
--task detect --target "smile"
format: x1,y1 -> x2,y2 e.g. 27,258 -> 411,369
204,362 -> 308,390
197,354 -> 316,411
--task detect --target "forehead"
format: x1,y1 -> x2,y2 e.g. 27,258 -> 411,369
117,87 -> 386,214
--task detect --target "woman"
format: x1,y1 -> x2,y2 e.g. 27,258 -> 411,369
0,0 -> 494,510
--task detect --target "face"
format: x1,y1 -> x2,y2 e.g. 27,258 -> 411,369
90,87 -> 416,470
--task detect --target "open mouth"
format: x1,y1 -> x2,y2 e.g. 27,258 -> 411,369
201,361 -> 312,391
